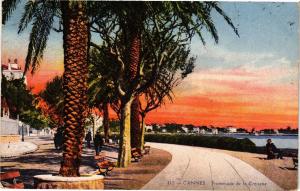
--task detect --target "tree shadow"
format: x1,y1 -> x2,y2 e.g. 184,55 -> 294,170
254,157 -> 268,160
0,168 -> 56,189
279,167 -> 297,171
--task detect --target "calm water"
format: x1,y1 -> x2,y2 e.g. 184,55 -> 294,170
219,134 -> 298,149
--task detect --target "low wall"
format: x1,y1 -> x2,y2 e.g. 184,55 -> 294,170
0,135 -> 20,143
1,117 -> 19,135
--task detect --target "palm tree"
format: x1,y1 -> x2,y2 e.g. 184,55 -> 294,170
89,1 -> 238,167
126,2 -> 238,167
88,47 -> 119,143
3,0 -> 89,176
59,1 -> 89,177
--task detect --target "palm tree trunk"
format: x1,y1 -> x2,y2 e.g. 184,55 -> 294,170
118,98 -> 133,167
59,1 -> 88,177
139,113 -> 146,151
118,22 -> 141,167
103,102 -> 110,143
130,96 -> 141,149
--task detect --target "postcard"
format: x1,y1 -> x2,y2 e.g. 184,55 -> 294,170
0,1 -> 298,190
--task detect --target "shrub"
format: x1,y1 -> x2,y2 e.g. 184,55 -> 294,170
145,134 -> 256,152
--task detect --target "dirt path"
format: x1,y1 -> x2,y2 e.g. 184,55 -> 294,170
104,148 -> 172,189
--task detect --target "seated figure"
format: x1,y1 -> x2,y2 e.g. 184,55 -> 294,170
266,139 -> 283,159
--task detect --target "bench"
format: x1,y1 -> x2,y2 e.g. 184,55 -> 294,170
293,158 -> 298,169
144,146 -> 151,155
0,170 -> 24,189
96,160 -> 115,176
94,155 -> 115,176
131,148 -> 143,162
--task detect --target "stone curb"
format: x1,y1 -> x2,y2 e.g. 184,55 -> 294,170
0,143 -> 39,158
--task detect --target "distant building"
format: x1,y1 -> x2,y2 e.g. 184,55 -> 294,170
145,125 -> 153,132
2,58 -> 27,84
274,129 -> 279,134
228,127 -> 237,133
193,127 -> 200,134
212,128 -> 218,134
199,129 -> 206,134
181,126 -> 189,133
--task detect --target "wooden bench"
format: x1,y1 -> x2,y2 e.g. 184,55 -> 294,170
0,170 -> 24,189
144,146 -> 151,155
94,155 -> 115,176
96,161 -> 115,176
131,148 -> 143,162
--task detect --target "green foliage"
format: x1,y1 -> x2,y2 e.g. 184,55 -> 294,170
20,109 -> 49,129
2,0 -> 20,25
164,123 -> 184,133
145,134 -> 256,152
88,47 -> 119,109
1,75 -> 34,118
40,76 -> 63,115
20,1 -> 60,74
1,75 -> 49,129
39,76 -> 64,128
109,119 -> 120,133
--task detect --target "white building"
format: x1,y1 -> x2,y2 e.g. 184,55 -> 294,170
2,59 -> 27,84
200,129 -> 206,134
212,128 -> 218,134
145,125 -> 153,132
181,126 -> 189,133
193,127 -> 200,134
228,127 -> 237,133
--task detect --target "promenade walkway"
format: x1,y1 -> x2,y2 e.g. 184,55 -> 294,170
142,143 -> 283,191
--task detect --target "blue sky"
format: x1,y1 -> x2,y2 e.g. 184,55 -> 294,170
3,2 -> 299,69
191,2 -> 299,68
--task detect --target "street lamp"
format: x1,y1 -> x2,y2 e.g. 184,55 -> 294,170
21,124 -> 24,142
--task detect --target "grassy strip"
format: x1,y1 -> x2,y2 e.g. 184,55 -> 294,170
145,133 -> 256,152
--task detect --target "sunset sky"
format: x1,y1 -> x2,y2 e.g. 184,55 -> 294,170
2,2 -> 299,130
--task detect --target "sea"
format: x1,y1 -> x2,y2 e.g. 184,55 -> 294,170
219,134 -> 298,149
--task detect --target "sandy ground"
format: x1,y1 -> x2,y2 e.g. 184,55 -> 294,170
0,137 -> 172,189
104,148 -> 172,189
216,149 -> 298,190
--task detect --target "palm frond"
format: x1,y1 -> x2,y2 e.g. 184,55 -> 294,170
18,0 -> 39,33
24,2 -> 55,74
211,2 -> 239,37
2,0 -> 20,25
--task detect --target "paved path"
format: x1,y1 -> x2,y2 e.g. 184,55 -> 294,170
142,143 -> 283,191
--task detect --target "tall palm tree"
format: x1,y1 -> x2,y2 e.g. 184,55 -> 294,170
59,1 -> 89,177
130,96 -> 141,149
3,0 -> 89,176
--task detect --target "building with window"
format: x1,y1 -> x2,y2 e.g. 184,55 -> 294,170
2,58 -> 27,84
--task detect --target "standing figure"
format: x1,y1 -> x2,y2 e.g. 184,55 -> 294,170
85,131 -> 92,148
94,132 -> 103,156
54,127 -> 64,150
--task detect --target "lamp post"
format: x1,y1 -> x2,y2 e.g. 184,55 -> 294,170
18,115 -> 24,142
21,124 -> 24,142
